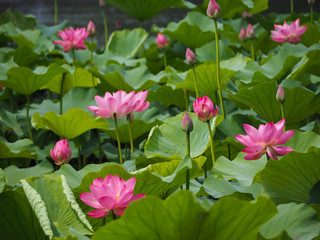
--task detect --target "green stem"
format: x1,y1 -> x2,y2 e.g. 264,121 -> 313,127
97,130 -> 103,164
54,0 -> 58,25
186,132 -> 191,190
113,113 -> 123,164
60,73 -> 65,115
192,66 -> 199,98
163,50 -> 167,68
8,89 -> 14,113
101,8 -> 108,47
102,217 -> 106,226
250,39 -> 255,61
310,6 -> 314,24
280,103 -> 286,132
78,146 -> 81,169
213,19 -> 226,119
227,143 -> 230,160
204,161 -> 207,179
112,210 -> 116,220
207,121 -> 216,167
26,95 -> 33,141
127,114 -> 134,155
184,90 -> 189,111
290,0 -> 294,14
90,36 -> 94,66
72,48 -> 75,67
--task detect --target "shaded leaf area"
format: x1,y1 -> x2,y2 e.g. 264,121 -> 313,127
152,11 -> 216,48
32,108 -> 109,139
145,113 -> 222,159
22,175 -> 93,239
229,82 -> 320,127
0,109 -> 24,137
260,203 -> 320,240
105,0 -> 193,21
196,40 -> 236,62
0,189 -> 47,240
0,138 -> 38,159
0,168 -> 4,193
92,191 -> 276,240
0,58 -> 18,80
0,9 -> 36,30
261,151 -> 320,204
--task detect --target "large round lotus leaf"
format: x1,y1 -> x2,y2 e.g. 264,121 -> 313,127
105,0 -> 193,21
261,151 -> 320,204
21,175 -> 93,239
31,108 -> 109,139
229,82 -> 320,127
260,203 -> 320,240
0,9 -> 36,29
0,169 -> 4,193
92,192 -> 276,240
152,11 -> 216,49
0,58 -> 18,80
0,64 -> 66,95
107,29 -> 148,58
0,139 -> 38,160
145,112 -> 222,159
283,130 -> 320,153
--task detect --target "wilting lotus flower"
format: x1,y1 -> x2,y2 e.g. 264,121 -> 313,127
207,0 -> 220,19
271,19 -> 307,44
193,96 -> 219,122
87,21 -> 96,36
235,119 -> 294,160
50,139 -> 72,165
54,27 -> 89,52
239,27 -> 247,41
186,48 -> 196,65
80,175 -> 145,218
182,112 -> 194,134
156,33 -> 168,49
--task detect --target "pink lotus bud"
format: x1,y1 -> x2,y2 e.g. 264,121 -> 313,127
182,112 -> 194,134
185,48 -> 196,65
99,0 -> 105,7
50,139 -> 72,165
115,20 -> 122,30
308,0 -> 315,5
87,21 -> 96,36
246,24 -> 256,39
248,13 -> 253,18
156,33 -> 168,49
207,0 -> 221,19
276,86 -> 286,103
193,96 -> 219,122
242,11 -> 248,19
239,27 -> 247,41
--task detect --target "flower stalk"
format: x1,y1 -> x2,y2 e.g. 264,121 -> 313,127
184,89 -> 189,111
127,114 -> 134,155
54,0 -> 58,25
186,132 -> 191,190
26,95 -> 33,141
192,66 -> 199,98
114,113 -> 123,164
101,8 -> 108,47
290,0 -> 294,14
250,39 -> 255,61
206,121 -> 216,167
60,73 -> 66,115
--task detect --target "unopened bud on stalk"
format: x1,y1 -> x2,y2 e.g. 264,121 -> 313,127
207,0 -> 221,19
276,86 -> 286,104
115,20 -> 122,30
239,27 -> 247,41
99,0 -> 105,7
186,48 -> 196,65
87,21 -> 96,36
308,0 -> 315,5
246,24 -> 256,39
156,33 -> 168,49
50,139 -> 72,166
182,112 -> 194,134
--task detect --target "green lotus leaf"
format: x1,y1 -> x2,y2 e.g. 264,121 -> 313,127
301,23 -> 320,47
0,57 -> 18,80
10,45 -> 40,66
283,130 -> 320,153
0,138 -> 38,159
31,108 -> 109,139
214,152 -> 267,186
0,110 -> 24,137
0,9 -> 36,30
0,189 -> 46,239
0,64 -> 66,95
37,20 -> 69,38
196,39 -> 235,62
260,203 -> 320,240
22,175 -> 93,239
152,11 -> 216,49
229,82 -> 320,127
258,232 -> 293,240
92,191 -> 276,240
145,112 -> 222,160
105,0 -> 193,21
107,29 -> 148,58
261,151 -> 320,204
0,168 -> 4,193
147,85 -> 185,109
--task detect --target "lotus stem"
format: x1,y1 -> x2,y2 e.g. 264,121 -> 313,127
213,19 -> 226,119
26,95 -> 33,141
163,50 -> 167,68
250,39 -> 255,61
186,132 -> 191,190
192,66 -> 199,98
60,73 -> 66,115
97,130 -> 103,163
54,0 -> 58,25
8,89 -> 14,113
90,36 -> 94,66
206,120 -> 216,167
101,7 -> 108,47
78,146 -> 81,169
113,113 -> 123,164
290,0 -> 294,14
184,89 -> 189,111
127,114 -> 134,155
280,103 -> 286,132
112,210 -> 116,220
310,6 -> 314,24
72,49 -> 75,67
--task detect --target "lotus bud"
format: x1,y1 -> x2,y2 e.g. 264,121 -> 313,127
276,86 -> 286,104
207,0 -> 221,19
87,21 -> 96,36
246,24 -> 256,39
239,27 -> 247,41
242,11 -> 248,19
185,48 -> 196,65
182,112 -> 194,134
50,139 -> 72,166
156,33 -> 168,49
115,20 -> 122,30
308,0 -> 315,5
99,0 -> 105,7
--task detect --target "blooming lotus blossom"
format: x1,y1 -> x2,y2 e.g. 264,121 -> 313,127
80,175 -> 145,218
193,96 -> 219,122
235,119 -> 294,160
50,139 -> 72,165
271,19 -> 307,44
156,33 -> 168,49
207,0 -> 220,19
132,91 -> 150,112
54,27 -> 89,52
186,48 -> 196,65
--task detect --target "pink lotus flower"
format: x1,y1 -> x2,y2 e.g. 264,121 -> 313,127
246,24 -> 256,39
50,139 -> 72,165
54,27 -> 89,53
242,11 -> 253,19
271,19 -> 307,44
186,48 -> 196,65
235,119 -> 294,160
207,0 -> 220,19
156,33 -> 168,49
239,27 -> 247,41
132,91 -> 150,112
181,112 -> 194,134
87,21 -> 96,36
193,96 -> 219,122
80,175 -> 145,218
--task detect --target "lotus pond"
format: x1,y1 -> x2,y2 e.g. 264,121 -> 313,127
0,0 -> 320,239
